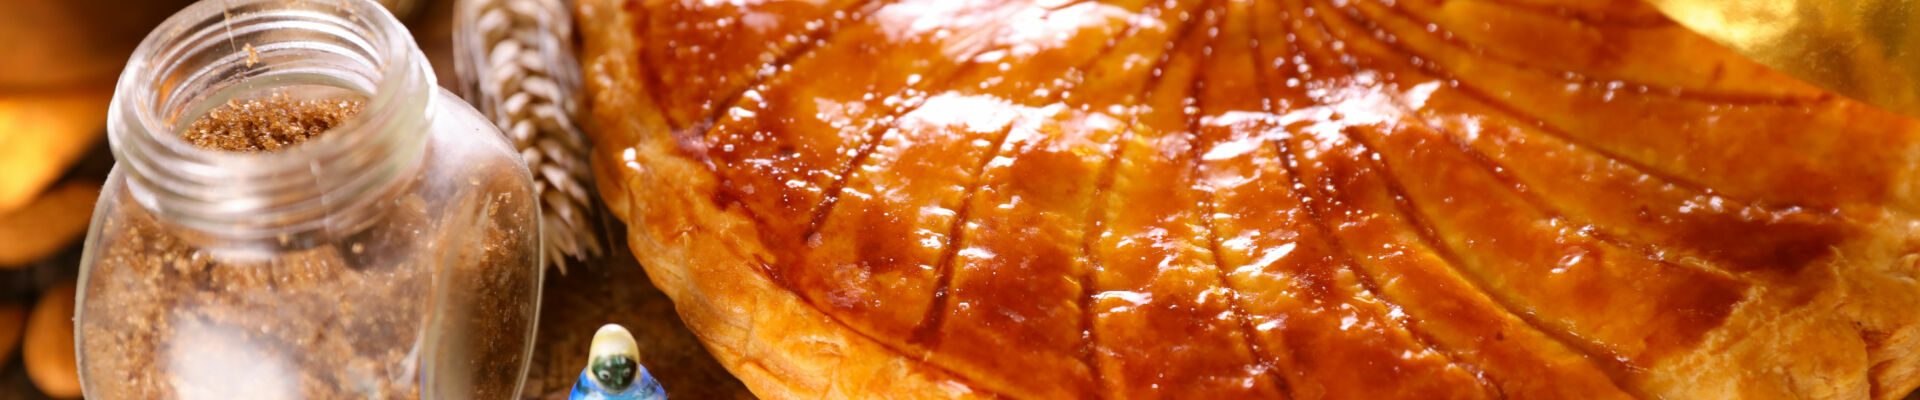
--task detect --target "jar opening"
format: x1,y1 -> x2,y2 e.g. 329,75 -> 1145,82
108,0 -> 435,248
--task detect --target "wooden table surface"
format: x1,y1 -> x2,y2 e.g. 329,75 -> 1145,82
520,231 -> 757,399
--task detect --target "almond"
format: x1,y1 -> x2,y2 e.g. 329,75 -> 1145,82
0,303 -> 24,373
0,90 -> 108,216
24,282 -> 80,398
0,182 -> 103,267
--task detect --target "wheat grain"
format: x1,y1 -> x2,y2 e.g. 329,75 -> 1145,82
455,0 -> 601,273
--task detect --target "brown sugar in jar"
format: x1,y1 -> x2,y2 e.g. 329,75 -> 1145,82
82,183 -> 535,399
76,0 -> 544,399
181,93 -> 364,152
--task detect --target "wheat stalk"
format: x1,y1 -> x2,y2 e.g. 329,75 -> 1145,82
455,0 -> 601,273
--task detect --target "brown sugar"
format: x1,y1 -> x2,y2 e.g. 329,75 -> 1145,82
82,200 -> 432,399
181,93 -> 363,152
80,94 -> 536,399
82,193 -> 536,399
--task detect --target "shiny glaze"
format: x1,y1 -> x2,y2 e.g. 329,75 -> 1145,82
609,0 -> 1920,397
1262,0 -> 1631,397
1340,0 -> 1862,276
696,0 -> 1031,352
630,0 -> 871,130
1306,0 -> 1750,371
1080,8 -> 1284,398
917,0 -> 1158,398
1332,0 -> 1920,213
1195,1 -> 1491,399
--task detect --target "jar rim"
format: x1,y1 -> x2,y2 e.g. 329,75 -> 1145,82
107,0 -> 436,242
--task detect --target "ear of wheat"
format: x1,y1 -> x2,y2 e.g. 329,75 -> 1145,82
453,0 -> 601,273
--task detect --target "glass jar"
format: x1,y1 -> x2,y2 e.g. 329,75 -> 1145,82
74,0 -> 544,399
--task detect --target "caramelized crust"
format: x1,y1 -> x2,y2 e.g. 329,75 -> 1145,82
579,0 -> 1920,398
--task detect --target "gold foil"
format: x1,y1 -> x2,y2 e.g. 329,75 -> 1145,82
1646,0 -> 1920,118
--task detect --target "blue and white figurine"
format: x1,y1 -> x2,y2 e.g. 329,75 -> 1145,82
569,324 -> 667,400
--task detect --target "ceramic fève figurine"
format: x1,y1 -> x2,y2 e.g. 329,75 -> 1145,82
570,324 -> 666,400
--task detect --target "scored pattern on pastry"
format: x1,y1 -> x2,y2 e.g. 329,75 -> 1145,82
589,0 -> 1920,398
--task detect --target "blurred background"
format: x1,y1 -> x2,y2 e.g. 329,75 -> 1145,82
1,1 -> 204,398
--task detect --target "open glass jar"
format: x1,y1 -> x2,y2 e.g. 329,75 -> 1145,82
74,0 -> 544,398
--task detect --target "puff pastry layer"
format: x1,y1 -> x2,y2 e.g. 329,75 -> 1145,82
578,0 -> 1920,398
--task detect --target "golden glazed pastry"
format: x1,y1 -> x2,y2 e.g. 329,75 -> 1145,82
576,0 -> 1920,398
